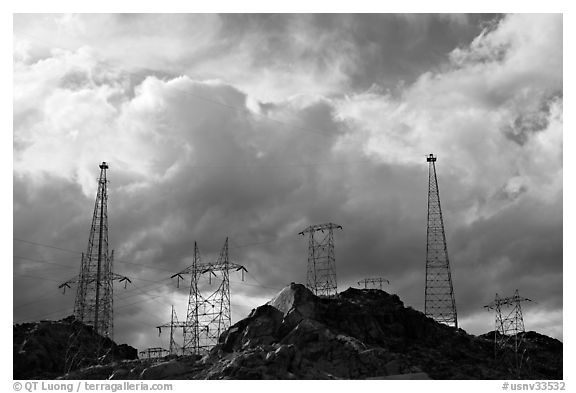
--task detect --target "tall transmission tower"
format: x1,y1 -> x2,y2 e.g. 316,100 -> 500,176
171,238 -> 247,355
59,162 -> 130,338
358,277 -> 389,290
425,154 -> 458,328
156,305 -> 187,356
484,289 -> 532,372
299,223 -> 342,297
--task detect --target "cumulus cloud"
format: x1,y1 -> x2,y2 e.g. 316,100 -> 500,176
13,14 -> 562,349
14,14 -> 499,102
337,13 -> 562,216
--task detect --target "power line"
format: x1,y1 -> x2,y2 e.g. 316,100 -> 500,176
13,289 -> 63,310
230,278 -> 281,292
244,271 -> 283,292
14,274 -> 258,326
110,279 -> 173,303
14,238 -> 81,255
14,248 -> 283,295
14,255 -> 77,269
14,273 -> 64,283
129,282 -> 177,310
16,246 -> 288,296
13,267 -> 280,326
14,239 -> 193,275
14,254 -> 180,295
14,292 -> 169,324
13,234 -> 302,277
13,273 -> 173,322
13,235 -> 287,322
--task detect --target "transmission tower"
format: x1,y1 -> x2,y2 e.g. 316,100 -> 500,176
156,305 -> 187,356
484,289 -> 532,372
358,277 -> 389,290
425,154 -> 458,328
171,238 -> 247,355
58,162 -> 131,338
139,347 -> 169,360
299,223 -> 342,297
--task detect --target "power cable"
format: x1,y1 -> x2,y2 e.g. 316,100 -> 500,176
14,238 -> 81,255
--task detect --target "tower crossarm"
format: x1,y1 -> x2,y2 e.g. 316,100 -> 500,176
199,261 -> 247,276
156,322 -> 188,334
358,277 -> 390,288
58,272 -> 131,292
298,223 -> 343,235
172,261 -> 247,281
139,347 -> 169,359
58,276 -> 79,293
111,273 -> 132,288
484,295 -> 532,310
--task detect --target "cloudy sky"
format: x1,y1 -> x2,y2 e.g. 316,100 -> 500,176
12,13 -> 563,351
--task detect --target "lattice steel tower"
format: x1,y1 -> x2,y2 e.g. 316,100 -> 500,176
484,289 -> 532,369
156,305 -> 187,356
358,277 -> 389,290
172,238 -> 247,355
425,154 -> 457,328
299,223 -> 342,297
139,347 -> 169,360
59,162 -> 130,338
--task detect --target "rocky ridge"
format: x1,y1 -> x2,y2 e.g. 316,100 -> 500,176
15,284 -> 562,380
190,283 -> 562,379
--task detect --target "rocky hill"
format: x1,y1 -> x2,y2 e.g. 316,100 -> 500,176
15,284 -> 562,380
13,316 -> 138,379
187,283 -> 562,379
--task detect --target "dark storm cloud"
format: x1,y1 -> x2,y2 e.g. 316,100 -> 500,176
451,196 -> 562,313
13,175 -> 91,324
215,14 -> 502,92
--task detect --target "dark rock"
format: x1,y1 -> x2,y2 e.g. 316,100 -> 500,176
116,344 -> 138,360
25,284 -> 562,380
219,304 -> 284,352
13,316 -> 138,379
385,359 -> 401,375
202,284 -> 562,380
139,360 -> 187,379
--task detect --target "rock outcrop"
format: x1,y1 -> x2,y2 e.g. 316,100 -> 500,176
198,283 -> 562,379
17,284 -> 562,380
13,316 -> 138,379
